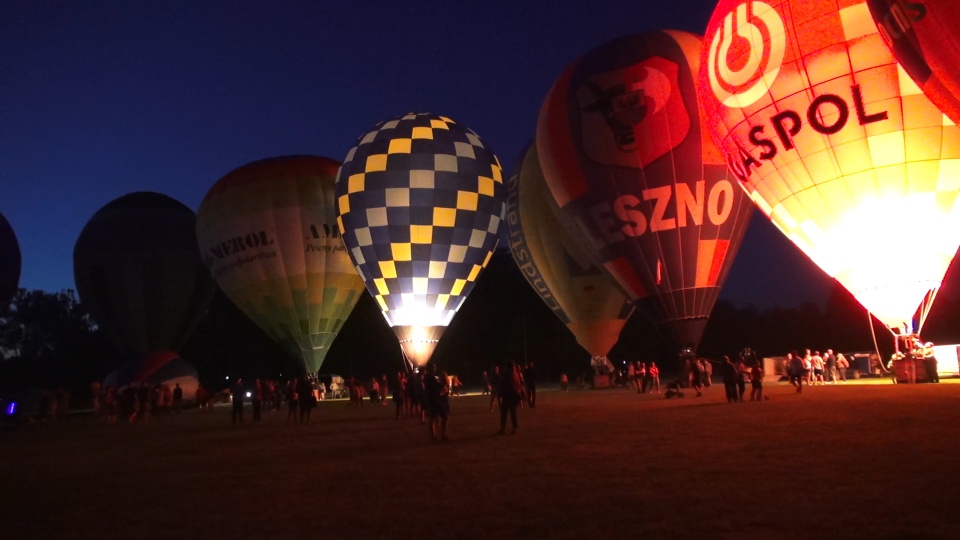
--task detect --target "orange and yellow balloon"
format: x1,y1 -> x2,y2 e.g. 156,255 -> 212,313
699,0 -> 960,332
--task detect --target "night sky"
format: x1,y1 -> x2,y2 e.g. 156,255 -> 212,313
0,0 -> 832,309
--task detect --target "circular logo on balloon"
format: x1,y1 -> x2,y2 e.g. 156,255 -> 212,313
706,1 -> 786,108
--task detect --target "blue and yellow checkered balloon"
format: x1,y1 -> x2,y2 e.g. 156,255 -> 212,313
336,113 -> 505,366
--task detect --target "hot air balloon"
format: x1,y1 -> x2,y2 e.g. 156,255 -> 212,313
73,192 -> 215,380
104,351 -> 200,403
506,143 -> 634,369
336,113 -> 506,367
537,30 -> 753,352
0,212 -> 21,313
195,156 -> 365,376
699,0 -> 960,337
868,1 -> 960,125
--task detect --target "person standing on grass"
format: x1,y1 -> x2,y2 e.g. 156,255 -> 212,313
734,356 -> 748,402
749,362 -> 763,401
422,363 -> 444,441
524,362 -> 537,408
721,356 -> 739,403
788,352 -> 805,393
230,378 -> 245,424
835,353 -> 849,383
488,365 -> 501,412
297,376 -> 314,423
648,362 -> 660,394
172,383 -> 183,415
286,378 -> 299,423
498,360 -> 523,435
824,349 -> 838,383
251,379 -> 263,422
393,371 -> 406,419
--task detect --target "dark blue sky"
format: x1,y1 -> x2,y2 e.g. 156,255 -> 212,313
0,0 -> 831,308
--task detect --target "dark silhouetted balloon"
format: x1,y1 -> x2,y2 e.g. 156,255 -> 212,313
73,192 -> 214,374
0,212 -> 21,313
538,30 -> 753,351
869,0 -> 960,125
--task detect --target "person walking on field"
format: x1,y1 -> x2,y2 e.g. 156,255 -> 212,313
230,378 -> 245,424
498,360 -> 523,435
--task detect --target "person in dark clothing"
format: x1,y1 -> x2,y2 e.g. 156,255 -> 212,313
296,377 -> 314,424
251,379 -> 263,422
172,383 -> 183,415
230,378 -> 245,424
488,365 -> 501,412
720,356 -> 739,403
524,362 -> 537,408
422,364 -> 446,441
498,360 -> 523,435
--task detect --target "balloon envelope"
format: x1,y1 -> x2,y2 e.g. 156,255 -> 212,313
537,30 -> 753,350
105,351 -> 199,401
506,143 -> 634,358
699,0 -> 960,331
196,156 -> 365,375
73,192 -> 215,366
336,113 -> 506,366
0,212 -> 21,312
868,0 -> 960,125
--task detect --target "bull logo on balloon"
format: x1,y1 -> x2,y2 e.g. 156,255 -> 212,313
579,60 -> 688,167
538,30 -> 753,353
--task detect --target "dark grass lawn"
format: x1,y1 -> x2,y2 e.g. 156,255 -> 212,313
2,379 -> 960,539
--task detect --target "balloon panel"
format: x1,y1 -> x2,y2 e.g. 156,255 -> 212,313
868,0 -> 960,125
336,113 -> 505,365
700,0 -> 960,329
73,193 -> 214,364
537,30 -> 753,349
196,156 -> 364,374
506,144 -> 633,357
0,212 -> 21,310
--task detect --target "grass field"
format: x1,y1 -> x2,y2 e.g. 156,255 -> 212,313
2,379 -> 959,539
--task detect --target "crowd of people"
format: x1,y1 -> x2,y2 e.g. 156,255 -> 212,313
785,349 -> 850,392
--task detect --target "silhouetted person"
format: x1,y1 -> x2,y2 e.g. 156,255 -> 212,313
498,360 -> 523,435
721,356 -> 739,403
524,362 -> 537,408
230,378 -> 245,424
172,383 -> 183,415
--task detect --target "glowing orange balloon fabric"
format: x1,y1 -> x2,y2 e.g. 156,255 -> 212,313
537,30 -> 753,351
868,1 -> 960,125
700,0 -> 960,331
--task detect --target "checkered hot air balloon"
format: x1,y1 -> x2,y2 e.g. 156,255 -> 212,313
336,113 -> 506,367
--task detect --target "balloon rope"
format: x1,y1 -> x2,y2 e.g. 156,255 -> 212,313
916,288 -> 939,335
869,311 -> 892,374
